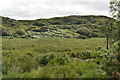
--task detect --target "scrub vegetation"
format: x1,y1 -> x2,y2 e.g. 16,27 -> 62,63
1,15 -> 120,78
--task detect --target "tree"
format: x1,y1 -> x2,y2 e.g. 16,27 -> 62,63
110,0 -> 120,61
110,0 -> 120,20
99,19 -> 114,50
110,0 -> 120,38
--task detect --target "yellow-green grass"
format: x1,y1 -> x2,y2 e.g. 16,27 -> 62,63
2,38 -> 107,78
2,38 -> 106,55
2,38 -> 106,64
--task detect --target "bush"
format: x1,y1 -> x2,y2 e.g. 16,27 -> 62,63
15,29 -> 26,35
64,34 -> 73,38
76,27 -> 93,38
38,53 -> 70,66
38,53 -> 56,66
95,48 -> 119,75
33,22 -> 45,26
112,41 -> 120,64
77,34 -> 88,39
3,55 -> 39,74
2,27 -> 12,36
49,54 -> 69,65
79,51 -> 91,59
71,50 -> 91,59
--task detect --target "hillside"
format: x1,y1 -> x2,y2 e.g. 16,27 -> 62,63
2,15 -> 120,78
1,15 -> 116,39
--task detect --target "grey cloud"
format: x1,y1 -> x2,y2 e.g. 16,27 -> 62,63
0,0 -> 110,20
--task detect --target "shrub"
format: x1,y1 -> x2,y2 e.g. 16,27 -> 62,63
49,54 -> 69,65
18,56 -> 38,72
75,50 -> 91,59
76,27 -> 93,38
2,27 -> 12,36
38,53 -> 69,66
64,34 -> 73,38
95,48 -> 119,75
111,41 -> 120,73
81,51 -> 91,59
38,53 -> 56,66
15,29 -> 26,35
33,22 -> 45,26
77,34 -> 88,39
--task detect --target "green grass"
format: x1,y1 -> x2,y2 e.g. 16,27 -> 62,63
2,38 -> 107,78
2,38 -> 106,53
3,59 -> 106,78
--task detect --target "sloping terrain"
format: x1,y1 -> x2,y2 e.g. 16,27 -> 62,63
1,15 -> 116,39
1,15 -> 120,78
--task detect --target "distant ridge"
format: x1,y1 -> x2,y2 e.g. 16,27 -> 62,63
1,15 -> 117,39
0,15 -> 113,21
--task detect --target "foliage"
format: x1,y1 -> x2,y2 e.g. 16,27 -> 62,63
2,27 -> 13,36
1,15 -> 120,78
110,0 -> 120,19
38,53 -> 56,66
1,15 -> 116,39
15,29 -> 26,35
2,38 -> 108,78
95,47 -> 119,75
76,27 -> 100,38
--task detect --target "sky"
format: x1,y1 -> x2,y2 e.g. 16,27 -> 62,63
0,0 -> 110,20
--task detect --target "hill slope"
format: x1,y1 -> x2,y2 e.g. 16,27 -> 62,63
1,15 -> 116,39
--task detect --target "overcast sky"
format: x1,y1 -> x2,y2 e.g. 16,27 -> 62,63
0,0 -> 110,20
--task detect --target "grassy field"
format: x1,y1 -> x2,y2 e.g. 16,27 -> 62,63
2,38 -> 106,54
1,15 -> 119,78
2,38 -> 108,78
